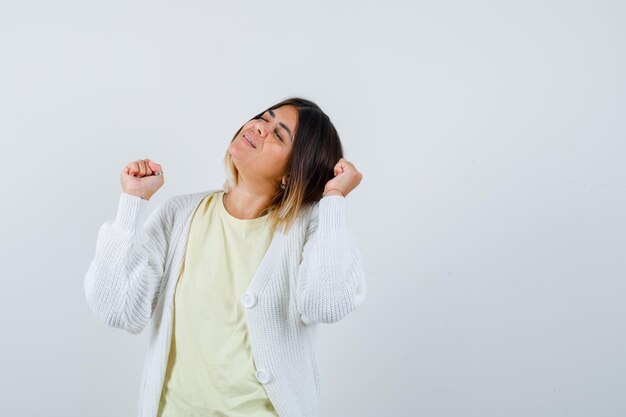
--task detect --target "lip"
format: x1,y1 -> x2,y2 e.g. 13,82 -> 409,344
243,133 -> 257,148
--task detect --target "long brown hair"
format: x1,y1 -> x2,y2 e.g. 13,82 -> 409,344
222,97 -> 344,235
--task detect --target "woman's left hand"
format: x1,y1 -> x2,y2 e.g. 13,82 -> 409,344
323,158 -> 363,198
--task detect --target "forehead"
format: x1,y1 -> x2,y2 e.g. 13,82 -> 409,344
265,105 -> 298,125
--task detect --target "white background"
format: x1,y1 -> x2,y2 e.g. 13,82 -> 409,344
1,1 -> 624,416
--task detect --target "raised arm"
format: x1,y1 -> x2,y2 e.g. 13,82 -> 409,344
83,192 -> 171,334
296,195 -> 367,325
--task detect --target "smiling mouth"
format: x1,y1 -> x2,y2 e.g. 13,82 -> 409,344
243,134 -> 256,148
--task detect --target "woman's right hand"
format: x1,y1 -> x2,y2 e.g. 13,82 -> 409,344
120,159 -> 164,201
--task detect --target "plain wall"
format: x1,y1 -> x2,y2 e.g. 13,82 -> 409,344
1,0 -> 624,416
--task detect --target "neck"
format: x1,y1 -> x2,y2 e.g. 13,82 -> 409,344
223,183 -> 276,220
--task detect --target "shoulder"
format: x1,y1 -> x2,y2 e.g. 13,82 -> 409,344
300,200 -> 320,235
308,201 -> 320,222
167,189 -> 220,207
302,195 -> 348,233
158,189 -> 221,220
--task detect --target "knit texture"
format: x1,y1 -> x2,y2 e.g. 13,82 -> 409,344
84,189 -> 367,417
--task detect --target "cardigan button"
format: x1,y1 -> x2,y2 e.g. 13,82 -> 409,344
256,369 -> 272,384
241,292 -> 256,308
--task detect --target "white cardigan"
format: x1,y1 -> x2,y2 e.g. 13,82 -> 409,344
84,189 -> 367,417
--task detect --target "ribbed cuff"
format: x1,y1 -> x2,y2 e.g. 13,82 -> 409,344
318,195 -> 347,229
115,192 -> 148,231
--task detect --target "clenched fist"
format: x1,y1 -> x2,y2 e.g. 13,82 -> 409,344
120,159 -> 164,201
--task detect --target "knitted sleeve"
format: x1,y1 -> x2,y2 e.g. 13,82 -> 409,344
84,192 -> 171,335
296,195 -> 367,325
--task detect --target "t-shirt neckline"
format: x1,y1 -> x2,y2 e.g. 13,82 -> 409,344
218,191 -> 270,227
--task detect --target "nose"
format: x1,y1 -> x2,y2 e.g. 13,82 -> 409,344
253,119 -> 268,137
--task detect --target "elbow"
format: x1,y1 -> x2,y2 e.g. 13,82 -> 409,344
84,286 -> 146,335
299,292 -> 365,325
317,307 -> 352,325
98,308 -> 146,335
119,305 -> 149,334
298,304 -> 346,325
296,239 -> 368,325
298,271 -> 368,325
121,322 -> 144,335
110,306 -> 148,335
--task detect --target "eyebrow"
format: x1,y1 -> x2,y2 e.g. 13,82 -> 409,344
267,109 -> 293,142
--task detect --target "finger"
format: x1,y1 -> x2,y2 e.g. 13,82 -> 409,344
135,161 -> 143,175
128,161 -> 139,175
143,159 -> 154,175
133,160 -> 143,176
138,160 -> 147,177
148,160 -> 162,174
342,161 -> 356,173
146,159 -> 159,173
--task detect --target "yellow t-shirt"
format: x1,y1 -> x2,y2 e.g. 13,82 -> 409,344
157,190 -> 279,417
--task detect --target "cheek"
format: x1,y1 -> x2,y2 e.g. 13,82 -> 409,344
280,150 -> 291,167
269,147 -> 291,166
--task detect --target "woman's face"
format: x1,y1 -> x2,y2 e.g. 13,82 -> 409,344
229,104 -> 299,187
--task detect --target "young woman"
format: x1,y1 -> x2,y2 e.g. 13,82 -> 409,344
84,97 -> 367,417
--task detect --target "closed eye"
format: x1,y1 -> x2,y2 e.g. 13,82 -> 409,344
259,116 -> 283,142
